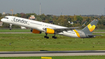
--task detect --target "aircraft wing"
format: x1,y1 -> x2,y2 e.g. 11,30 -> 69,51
53,27 -> 79,33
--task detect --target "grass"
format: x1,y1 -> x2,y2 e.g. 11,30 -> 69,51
0,29 -> 105,58
0,29 -> 104,51
94,29 -> 105,32
0,32 -> 105,51
0,29 -> 30,32
0,56 -> 105,59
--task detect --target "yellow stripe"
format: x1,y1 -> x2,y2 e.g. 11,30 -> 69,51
73,29 -> 80,38
41,57 -> 52,59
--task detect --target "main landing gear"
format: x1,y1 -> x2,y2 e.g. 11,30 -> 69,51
44,33 -> 57,39
52,33 -> 57,39
44,33 -> 49,39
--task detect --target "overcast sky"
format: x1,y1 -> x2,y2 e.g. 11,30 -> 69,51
0,0 -> 105,15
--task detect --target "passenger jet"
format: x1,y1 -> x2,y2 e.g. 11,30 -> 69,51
1,16 -> 99,39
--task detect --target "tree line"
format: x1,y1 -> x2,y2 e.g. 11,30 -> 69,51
0,13 -> 105,29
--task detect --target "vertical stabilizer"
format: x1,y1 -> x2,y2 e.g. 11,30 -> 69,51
82,19 -> 98,35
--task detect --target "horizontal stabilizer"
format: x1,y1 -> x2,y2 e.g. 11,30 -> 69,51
87,35 -> 102,38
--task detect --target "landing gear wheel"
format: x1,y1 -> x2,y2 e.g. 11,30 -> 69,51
52,33 -> 57,39
44,36 -> 49,39
52,36 -> 57,39
44,33 -> 49,39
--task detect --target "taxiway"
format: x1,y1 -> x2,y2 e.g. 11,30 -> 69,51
0,51 -> 105,57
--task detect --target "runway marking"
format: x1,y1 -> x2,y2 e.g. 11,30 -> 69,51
41,57 -> 52,59
1,51 -> 105,57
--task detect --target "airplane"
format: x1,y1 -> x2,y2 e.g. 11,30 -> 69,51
1,16 -> 100,39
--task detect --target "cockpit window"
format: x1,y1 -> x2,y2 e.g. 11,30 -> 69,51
4,17 -> 9,19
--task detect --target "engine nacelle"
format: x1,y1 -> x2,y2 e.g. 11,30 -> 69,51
45,28 -> 55,34
31,29 -> 41,34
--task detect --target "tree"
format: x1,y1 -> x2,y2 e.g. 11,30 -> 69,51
76,16 -> 83,24
40,14 -> 46,20
0,13 -> 2,17
37,16 -> 42,21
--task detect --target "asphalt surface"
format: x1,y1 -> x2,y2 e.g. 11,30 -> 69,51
1,51 -> 105,54
1,51 -> 105,57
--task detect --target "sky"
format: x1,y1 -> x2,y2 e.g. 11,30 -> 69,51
0,0 -> 105,15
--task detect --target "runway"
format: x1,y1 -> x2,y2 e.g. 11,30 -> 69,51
0,51 -> 105,57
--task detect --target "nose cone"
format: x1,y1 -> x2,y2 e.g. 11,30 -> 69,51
1,18 -> 6,22
1,19 -> 4,22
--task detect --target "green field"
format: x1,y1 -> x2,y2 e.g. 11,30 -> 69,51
0,29 -> 105,51
0,29 -> 105,58
0,56 -> 105,59
94,29 -> 105,32
0,29 -> 30,32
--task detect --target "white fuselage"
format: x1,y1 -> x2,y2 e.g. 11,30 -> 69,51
1,16 -> 86,38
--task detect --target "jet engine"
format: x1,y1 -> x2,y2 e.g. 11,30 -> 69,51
31,29 -> 41,34
45,28 -> 55,34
